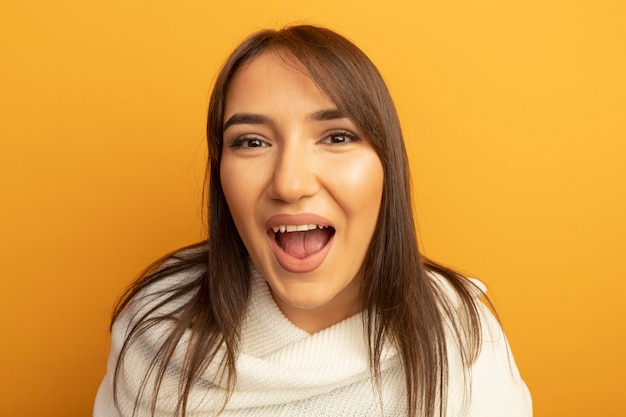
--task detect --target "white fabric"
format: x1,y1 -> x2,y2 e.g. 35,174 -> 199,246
94,268 -> 532,416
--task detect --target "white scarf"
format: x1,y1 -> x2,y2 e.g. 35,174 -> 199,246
94,268 -> 532,416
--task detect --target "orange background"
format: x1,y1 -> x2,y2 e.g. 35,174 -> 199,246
1,1 -> 624,415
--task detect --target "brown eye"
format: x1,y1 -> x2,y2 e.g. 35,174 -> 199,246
230,137 -> 269,148
322,131 -> 359,145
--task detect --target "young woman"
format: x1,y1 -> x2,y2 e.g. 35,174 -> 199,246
94,25 -> 531,417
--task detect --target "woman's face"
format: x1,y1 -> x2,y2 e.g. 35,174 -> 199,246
220,51 -> 384,333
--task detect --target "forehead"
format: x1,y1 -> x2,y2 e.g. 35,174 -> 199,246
224,50 -> 335,116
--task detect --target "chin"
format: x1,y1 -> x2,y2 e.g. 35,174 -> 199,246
272,282 -> 334,309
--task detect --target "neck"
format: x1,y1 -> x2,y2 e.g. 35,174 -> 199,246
269,279 -> 362,334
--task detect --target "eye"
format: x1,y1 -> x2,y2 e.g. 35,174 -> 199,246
321,130 -> 360,145
229,137 -> 270,148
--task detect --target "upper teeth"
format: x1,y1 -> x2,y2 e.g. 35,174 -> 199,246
272,224 -> 329,233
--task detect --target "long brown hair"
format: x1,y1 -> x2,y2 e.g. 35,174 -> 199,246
112,25 -> 484,417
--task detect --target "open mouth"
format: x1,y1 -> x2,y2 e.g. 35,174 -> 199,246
269,224 -> 335,259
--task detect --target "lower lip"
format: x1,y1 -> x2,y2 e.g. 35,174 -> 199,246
267,232 -> 334,273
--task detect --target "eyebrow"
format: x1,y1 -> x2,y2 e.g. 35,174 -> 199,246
223,108 -> 348,131
223,113 -> 270,131
308,109 -> 347,121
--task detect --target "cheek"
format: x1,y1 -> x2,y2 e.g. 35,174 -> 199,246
220,160 -> 253,228
220,158 -> 271,258
330,154 -> 383,275
332,154 -> 384,214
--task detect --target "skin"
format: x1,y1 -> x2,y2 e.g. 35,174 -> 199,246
220,50 -> 384,334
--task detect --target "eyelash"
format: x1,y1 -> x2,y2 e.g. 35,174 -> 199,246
228,136 -> 269,148
321,130 -> 360,145
228,130 -> 360,148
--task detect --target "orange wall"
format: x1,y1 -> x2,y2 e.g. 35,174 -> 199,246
1,1 -> 624,415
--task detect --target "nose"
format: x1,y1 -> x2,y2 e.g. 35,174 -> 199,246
267,143 -> 320,203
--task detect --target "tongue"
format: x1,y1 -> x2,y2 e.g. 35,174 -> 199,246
278,228 -> 332,259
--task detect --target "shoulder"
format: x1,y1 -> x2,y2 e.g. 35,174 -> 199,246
105,244 -> 209,363
426,268 -> 508,356
123,244 -> 208,315
425,268 -> 488,330
427,269 -> 485,304
94,245 -> 209,416
426,270 -> 532,416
